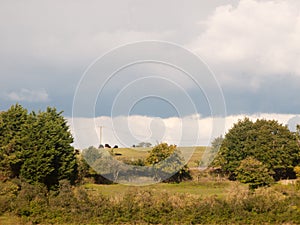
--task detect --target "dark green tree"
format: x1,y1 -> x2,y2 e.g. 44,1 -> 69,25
0,105 -> 78,188
20,107 -> 77,187
212,118 -> 299,180
0,104 -> 28,178
235,157 -> 274,190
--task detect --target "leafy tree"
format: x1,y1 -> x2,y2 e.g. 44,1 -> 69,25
146,143 -> 190,182
212,118 -> 299,180
0,105 -> 78,188
0,104 -> 28,178
235,157 -> 274,190
146,143 -> 177,165
20,107 -> 77,187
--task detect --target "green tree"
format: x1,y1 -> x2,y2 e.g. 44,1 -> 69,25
20,107 -> 77,187
0,105 -> 78,188
0,104 -> 28,178
212,118 -> 299,180
235,157 -> 274,190
146,143 -> 177,165
146,143 -> 190,182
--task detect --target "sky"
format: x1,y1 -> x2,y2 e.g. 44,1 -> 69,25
1,0 -> 300,148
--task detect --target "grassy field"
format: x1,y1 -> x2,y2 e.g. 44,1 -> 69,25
113,146 -> 207,167
84,179 -> 245,199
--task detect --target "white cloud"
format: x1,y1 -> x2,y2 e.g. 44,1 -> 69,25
68,113 -> 298,149
189,0 -> 300,89
5,88 -> 49,103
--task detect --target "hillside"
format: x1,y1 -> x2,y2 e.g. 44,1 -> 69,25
112,146 -> 207,168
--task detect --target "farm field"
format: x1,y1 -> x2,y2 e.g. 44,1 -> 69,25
113,146 -> 207,168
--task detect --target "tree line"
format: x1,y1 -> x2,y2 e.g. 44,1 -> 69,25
1,104 -> 300,190
0,104 -> 190,188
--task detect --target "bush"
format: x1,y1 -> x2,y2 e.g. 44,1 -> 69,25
235,157 -> 274,190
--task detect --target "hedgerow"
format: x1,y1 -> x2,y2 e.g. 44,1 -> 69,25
1,179 -> 300,224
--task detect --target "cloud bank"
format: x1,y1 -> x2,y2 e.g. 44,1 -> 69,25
190,0 -> 300,89
68,113 -> 299,149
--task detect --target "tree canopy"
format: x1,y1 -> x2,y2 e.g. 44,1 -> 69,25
212,118 -> 300,180
0,104 -> 77,188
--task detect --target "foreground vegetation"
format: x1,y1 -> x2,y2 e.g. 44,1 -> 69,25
1,179 -> 300,225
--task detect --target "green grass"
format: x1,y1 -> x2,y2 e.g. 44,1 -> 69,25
113,146 -> 207,167
84,180 -> 241,198
113,147 -> 151,160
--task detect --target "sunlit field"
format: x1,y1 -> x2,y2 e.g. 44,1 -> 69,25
84,180 -> 239,198
113,146 -> 207,168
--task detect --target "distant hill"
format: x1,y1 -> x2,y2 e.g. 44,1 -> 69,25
112,146 -> 207,168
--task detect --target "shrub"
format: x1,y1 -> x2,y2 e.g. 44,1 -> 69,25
235,157 -> 274,190
0,181 -> 19,214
